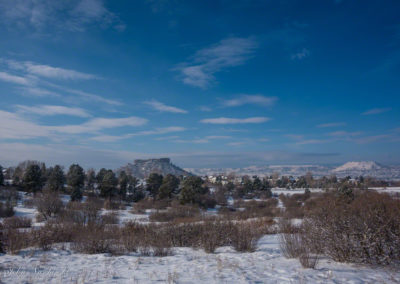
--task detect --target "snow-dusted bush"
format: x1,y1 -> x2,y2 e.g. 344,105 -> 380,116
231,222 -> 263,252
3,216 -> 31,229
278,218 -> 319,268
303,191 -> 400,265
35,190 -> 63,220
149,204 -> 201,222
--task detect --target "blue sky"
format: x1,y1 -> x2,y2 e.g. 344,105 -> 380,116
0,0 -> 399,169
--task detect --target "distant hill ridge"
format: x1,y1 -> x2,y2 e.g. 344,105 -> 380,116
186,161 -> 400,180
119,158 -> 192,179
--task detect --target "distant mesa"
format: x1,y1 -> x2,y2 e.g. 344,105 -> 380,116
118,158 -> 192,179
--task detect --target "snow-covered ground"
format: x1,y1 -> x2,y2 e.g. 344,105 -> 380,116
370,187 -> 400,194
0,234 -> 399,283
271,188 -> 323,196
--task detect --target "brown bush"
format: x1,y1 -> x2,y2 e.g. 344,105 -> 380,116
149,205 -> 201,222
35,190 -> 63,220
231,222 -> 263,252
120,221 -> 141,252
0,201 -> 15,218
279,194 -> 306,218
131,198 -> 170,213
58,198 -> 102,226
3,216 -> 32,229
302,191 -> 400,265
3,229 -> 30,254
72,224 -> 120,254
101,212 -> 119,225
221,199 -> 279,220
104,198 -> 125,210
278,219 -> 319,268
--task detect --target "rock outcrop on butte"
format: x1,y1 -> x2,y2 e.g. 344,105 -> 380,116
119,158 -> 192,179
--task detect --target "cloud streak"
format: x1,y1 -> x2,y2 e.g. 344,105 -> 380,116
362,108 -> 392,115
16,105 -> 91,117
51,116 -> 148,134
176,37 -> 258,88
317,122 -> 346,128
0,0 -> 125,32
144,99 -> 188,114
24,62 -> 97,80
200,117 -> 270,124
0,71 -> 31,85
90,126 -> 186,142
221,95 -> 277,107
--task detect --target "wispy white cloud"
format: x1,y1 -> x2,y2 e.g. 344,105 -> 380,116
0,110 -> 50,139
2,59 -> 120,106
227,142 -> 247,147
90,126 -> 186,142
23,62 -> 97,80
0,71 -> 31,85
51,116 -> 148,134
291,48 -> 310,60
4,59 -> 97,80
173,135 -> 231,144
136,127 -> 186,136
295,139 -> 329,145
327,131 -> 362,137
0,0 -> 125,32
317,122 -> 346,128
354,134 -> 393,144
154,135 -> 180,141
176,37 -> 258,88
64,88 -> 122,106
285,134 -> 304,140
362,108 -> 392,115
221,95 -> 277,107
16,105 -> 90,117
205,136 -> 231,139
144,99 -> 188,114
200,117 -> 270,124
199,106 -> 212,112
174,139 -> 210,144
18,87 -> 61,97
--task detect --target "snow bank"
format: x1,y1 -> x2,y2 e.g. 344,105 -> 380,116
0,235 -> 398,283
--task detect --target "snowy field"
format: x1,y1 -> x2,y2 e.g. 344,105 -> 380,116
2,190 -> 400,283
1,234 -> 399,284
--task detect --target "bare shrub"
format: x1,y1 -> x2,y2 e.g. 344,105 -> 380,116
131,198 -> 169,213
302,191 -> 400,265
58,198 -> 102,226
278,219 -> 319,268
23,197 -> 35,208
0,188 -> 19,203
72,225 -> 118,254
35,190 -> 63,220
279,230 -> 303,258
299,250 -> 319,269
101,212 -> 119,225
2,229 -> 30,254
120,221 -> 140,252
104,199 -> 125,210
279,194 -> 306,219
223,199 -> 279,220
151,230 -> 172,256
0,201 -> 15,217
149,204 -> 201,222
231,222 -> 262,252
3,216 -> 32,229
33,221 -> 76,250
